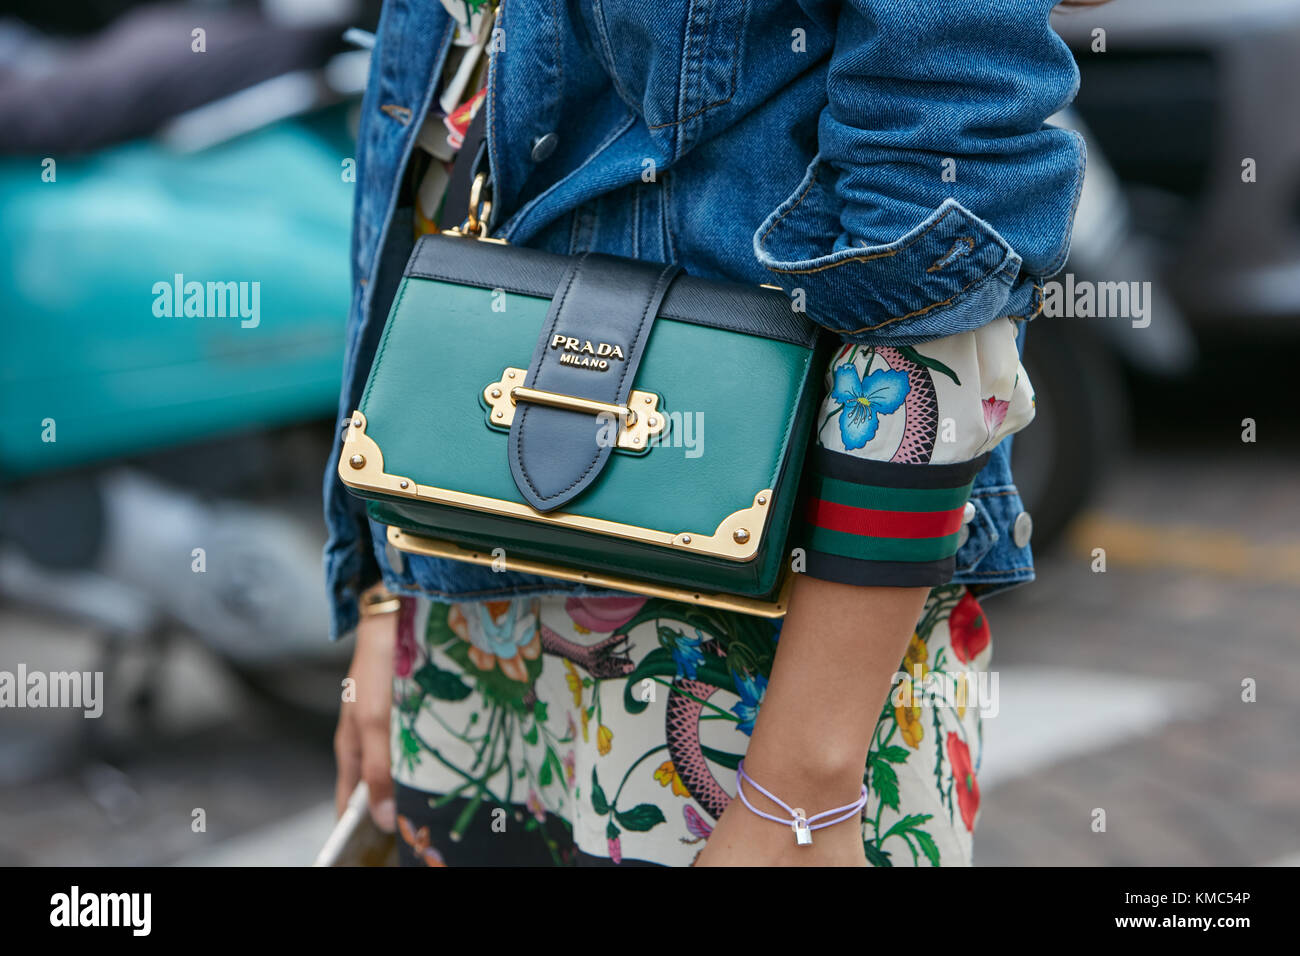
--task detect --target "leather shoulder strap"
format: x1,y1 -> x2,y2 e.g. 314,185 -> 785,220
442,103 -> 491,232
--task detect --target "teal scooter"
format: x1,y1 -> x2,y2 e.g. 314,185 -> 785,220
0,106 -> 354,477
0,102 -> 360,737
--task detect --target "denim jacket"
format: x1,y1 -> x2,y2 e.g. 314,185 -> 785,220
324,0 -> 1085,640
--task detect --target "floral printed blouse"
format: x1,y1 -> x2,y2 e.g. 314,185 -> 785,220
798,314 -> 1036,586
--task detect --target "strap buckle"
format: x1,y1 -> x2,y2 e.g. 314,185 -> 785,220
482,367 -> 666,451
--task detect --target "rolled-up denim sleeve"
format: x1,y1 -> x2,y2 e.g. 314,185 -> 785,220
795,317 -> 1035,587
754,0 -> 1085,345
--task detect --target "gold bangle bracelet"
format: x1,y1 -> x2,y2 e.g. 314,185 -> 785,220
359,583 -> 403,617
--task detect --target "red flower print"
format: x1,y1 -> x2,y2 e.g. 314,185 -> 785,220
946,733 -> 980,832
608,835 -> 623,864
394,597 -> 418,678
948,591 -> 990,665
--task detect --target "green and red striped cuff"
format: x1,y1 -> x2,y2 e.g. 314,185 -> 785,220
797,448 -> 989,588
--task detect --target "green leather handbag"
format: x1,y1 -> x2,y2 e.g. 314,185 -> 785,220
338,228 -> 827,617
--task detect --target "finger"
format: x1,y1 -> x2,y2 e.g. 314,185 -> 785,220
354,610 -> 398,831
334,713 -> 361,819
361,715 -> 395,832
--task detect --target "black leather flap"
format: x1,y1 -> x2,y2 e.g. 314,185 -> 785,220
405,232 -> 818,348
508,254 -> 680,512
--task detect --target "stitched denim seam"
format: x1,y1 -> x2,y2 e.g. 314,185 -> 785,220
648,1 -> 743,132
765,203 -> 961,273
670,0 -> 706,137
832,264 -> 1016,336
589,0 -> 638,112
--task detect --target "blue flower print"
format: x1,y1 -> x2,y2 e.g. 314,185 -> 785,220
731,671 -> 768,737
670,627 -> 705,681
831,363 -> 911,450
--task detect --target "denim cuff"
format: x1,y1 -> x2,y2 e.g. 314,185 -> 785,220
753,155 -> 1041,346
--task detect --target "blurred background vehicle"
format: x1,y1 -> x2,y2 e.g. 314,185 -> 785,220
0,0 -> 380,736
1019,0 -> 1300,546
1058,0 -> 1300,334
1012,108 -> 1194,550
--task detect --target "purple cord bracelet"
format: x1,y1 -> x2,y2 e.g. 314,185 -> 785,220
735,759 -> 869,846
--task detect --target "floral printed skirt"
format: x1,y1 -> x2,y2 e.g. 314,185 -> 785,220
390,585 -> 993,867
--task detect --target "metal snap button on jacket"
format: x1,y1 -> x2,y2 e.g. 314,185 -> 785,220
530,132 -> 559,162
1013,510 -> 1033,548
956,524 -> 970,549
962,501 -> 976,524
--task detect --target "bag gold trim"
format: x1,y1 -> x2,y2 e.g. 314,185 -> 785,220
340,411 -> 771,562
385,526 -> 794,618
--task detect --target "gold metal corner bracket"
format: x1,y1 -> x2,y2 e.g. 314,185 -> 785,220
482,367 -> 666,451
339,410 -> 771,562
385,525 -> 796,618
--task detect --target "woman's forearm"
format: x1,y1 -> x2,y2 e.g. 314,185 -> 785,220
739,575 -> 928,812
692,575 -> 928,864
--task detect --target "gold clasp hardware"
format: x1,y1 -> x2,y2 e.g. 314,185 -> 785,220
465,171 -> 491,237
441,171 -> 509,243
482,367 -> 666,451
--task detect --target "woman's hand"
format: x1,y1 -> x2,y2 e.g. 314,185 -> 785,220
333,605 -> 399,832
693,575 -> 927,866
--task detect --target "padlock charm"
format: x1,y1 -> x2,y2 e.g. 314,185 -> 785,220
791,808 -> 813,846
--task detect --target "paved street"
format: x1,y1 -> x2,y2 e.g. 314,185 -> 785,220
1,361 -> 1297,866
